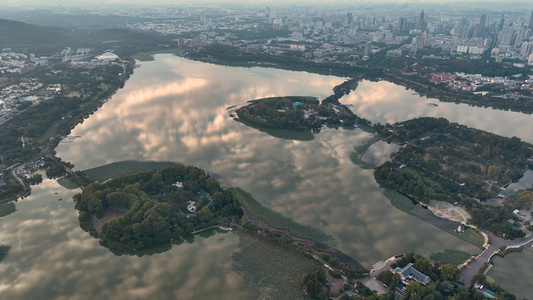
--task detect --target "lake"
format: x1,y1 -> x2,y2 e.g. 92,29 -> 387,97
361,140 -> 402,166
2,54 -> 532,298
341,80 -> 533,144
488,249 -> 533,300
0,174 -> 249,299
501,169 -> 533,197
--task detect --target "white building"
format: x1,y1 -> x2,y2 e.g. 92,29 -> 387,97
96,52 -> 119,62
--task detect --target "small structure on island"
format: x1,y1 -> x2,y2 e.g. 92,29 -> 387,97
187,200 -> 197,213
174,181 -> 183,188
394,263 -> 432,285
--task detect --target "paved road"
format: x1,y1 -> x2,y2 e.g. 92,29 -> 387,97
356,256 -> 401,295
459,232 -> 533,287
370,256 -> 402,277
13,166 -> 26,187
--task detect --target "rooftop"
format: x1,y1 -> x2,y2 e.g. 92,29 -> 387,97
394,263 -> 432,285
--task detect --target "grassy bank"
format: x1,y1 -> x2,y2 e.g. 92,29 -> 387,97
82,160 -> 179,182
232,232 -> 316,300
0,203 -> 16,218
228,187 -> 334,245
57,177 -> 80,189
382,189 -> 416,213
382,189 -> 484,249
429,249 -> 472,265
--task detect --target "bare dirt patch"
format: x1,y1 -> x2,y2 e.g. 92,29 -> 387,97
97,209 -> 126,230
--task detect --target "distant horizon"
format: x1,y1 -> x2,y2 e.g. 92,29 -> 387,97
0,0 -> 532,8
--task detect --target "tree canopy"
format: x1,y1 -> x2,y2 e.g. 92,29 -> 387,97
74,164 -> 242,250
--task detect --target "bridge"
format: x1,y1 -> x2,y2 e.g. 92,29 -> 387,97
459,231 -> 533,287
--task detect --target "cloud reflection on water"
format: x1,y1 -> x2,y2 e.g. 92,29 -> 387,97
342,80 -> 533,143
55,55 -> 484,270
0,179 -> 248,300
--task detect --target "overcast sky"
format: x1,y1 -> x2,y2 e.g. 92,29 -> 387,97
1,0 -> 532,6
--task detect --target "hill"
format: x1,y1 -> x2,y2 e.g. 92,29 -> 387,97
0,18 -> 169,55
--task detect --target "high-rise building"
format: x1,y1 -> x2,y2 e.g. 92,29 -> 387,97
364,41 -> 371,56
399,17 -> 407,32
418,10 -> 427,31
480,14 -> 487,28
499,25 -> 514,47
520,41 -> 533,60
269,7 -> 277,19
515,26 -> 529,48
347,13 -> 353,24
528,11 -> 533,31
200,11 -> 206,25
498,14 -> 505,31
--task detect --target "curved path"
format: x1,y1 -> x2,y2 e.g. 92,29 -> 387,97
459,231 -> 533,287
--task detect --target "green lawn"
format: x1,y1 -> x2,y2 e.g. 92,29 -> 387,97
232,232 -> 316,300
229,187 -> 334,244
429,249 -> 472,265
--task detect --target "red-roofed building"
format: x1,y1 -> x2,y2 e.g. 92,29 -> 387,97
430,72 -> 456,83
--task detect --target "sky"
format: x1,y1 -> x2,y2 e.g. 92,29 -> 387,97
1,0 -> 532,6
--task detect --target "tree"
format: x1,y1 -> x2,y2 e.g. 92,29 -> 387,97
28,173 -> 43,185
377,270 -> 394,286
390,273 -> 402,289
406,281 -> 421,295
305,276 -> 322,297
132,223 -> 142,238
515,191 -> 533,209
206,177 -> 220,194
487,165 -> 502,178
414,257 -> 431,274
330,269 -> 342,278
198,206 -> 214,223
440,264 -> 460,281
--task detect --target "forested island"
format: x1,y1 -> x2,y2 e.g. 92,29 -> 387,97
75,164 -> 242,250
234,96 -> 370,131
373,117 -> 533,238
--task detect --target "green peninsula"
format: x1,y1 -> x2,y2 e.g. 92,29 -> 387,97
373,117 -> 533,238
234,96 -> 369,131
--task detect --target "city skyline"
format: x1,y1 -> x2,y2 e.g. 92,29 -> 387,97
1,0 -> 533,7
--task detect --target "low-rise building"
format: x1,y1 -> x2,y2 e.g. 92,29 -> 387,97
394,263 -> 432,285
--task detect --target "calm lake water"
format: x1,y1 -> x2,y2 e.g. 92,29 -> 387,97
2,54 -> 532,298
501,169 -> 533,196
361,140 -> 402,166
341,80 -> 533,144
0,175 -> 247,299
488,248 -> 533,300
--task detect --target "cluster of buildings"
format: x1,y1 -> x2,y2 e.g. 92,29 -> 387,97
429,71 -> 533,94
0,46 -> 122,125
59,48 -> 121,66
120,6 -> 533,67
0,49 -> 49,75
0,79 -> 59,124
19,158 -> 45,178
